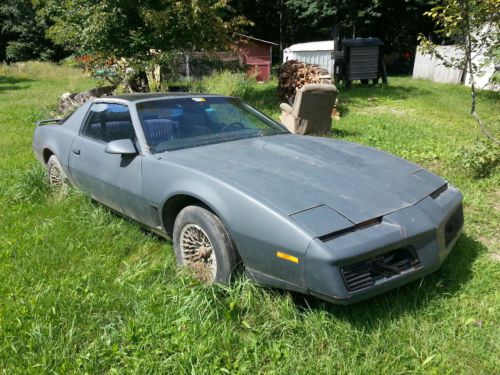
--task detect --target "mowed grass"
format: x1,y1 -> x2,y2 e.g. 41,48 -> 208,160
0,62 -> 499,374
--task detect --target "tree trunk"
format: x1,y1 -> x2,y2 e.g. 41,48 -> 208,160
464,1 -> 498,144
278,0 -> 283,53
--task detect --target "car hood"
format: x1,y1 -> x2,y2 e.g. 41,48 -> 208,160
161,134 -> 445,224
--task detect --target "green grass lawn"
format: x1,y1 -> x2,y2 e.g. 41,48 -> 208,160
0,62 -> 499,374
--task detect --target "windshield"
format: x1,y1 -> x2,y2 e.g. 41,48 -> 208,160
136,97 -> 288,153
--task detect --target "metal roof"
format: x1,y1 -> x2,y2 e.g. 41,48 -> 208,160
284,40 -> 335,52
235,33 -> 279,46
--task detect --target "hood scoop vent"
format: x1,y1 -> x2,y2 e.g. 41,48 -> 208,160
319,217 -> 382,242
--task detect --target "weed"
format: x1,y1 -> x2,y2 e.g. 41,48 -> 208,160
456,139 -> 500,178
4,163 -> 51,203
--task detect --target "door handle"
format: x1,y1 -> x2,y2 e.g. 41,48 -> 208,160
72,149 -> 81,155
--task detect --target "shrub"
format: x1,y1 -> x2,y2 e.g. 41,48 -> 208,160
60,55 -> 86,69
456,139 -> 500,178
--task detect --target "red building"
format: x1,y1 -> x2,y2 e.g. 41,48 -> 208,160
235,34 -> 278,82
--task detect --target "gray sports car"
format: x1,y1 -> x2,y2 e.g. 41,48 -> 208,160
33,93 -> 463,304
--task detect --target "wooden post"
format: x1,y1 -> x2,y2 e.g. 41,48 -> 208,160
185,53 -> 190,81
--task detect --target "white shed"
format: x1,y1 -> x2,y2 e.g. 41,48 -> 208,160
283,40 -> 335,75
413,45 -> 499,91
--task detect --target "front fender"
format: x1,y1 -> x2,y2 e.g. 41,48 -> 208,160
142,157 -> 313,288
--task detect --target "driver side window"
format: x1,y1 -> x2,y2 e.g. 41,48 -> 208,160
82,103 -> 135,142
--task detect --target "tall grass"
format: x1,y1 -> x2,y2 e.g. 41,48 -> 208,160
0,62 -> 499,373
0,61 -> 91,85
191,70 -> 257,99
3,163 -> 51,203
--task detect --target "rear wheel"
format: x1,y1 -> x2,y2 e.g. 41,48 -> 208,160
173,205 -> 238,284
47,155 -> 67,187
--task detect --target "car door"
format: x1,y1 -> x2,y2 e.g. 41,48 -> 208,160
68,102 -> 151,223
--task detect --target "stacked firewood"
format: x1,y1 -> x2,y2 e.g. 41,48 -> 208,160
57,86 -> 114,115
278,60 -> 332,103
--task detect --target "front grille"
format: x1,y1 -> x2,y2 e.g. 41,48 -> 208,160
445,205 -> 464,247
342,263 -> 374,291
341,248 -> 422,292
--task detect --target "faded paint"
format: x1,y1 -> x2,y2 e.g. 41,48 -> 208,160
33,93 -> 464,304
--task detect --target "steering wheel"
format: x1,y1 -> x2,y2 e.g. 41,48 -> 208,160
221,122 -> 246,132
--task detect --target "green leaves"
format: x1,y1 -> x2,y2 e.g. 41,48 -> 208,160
42,0 -> 251,59
420,0 -> 500,64
0,0 -> 63,61
456,139 -> 500,178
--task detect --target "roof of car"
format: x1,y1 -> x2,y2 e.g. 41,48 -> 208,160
99,92 -> 225,103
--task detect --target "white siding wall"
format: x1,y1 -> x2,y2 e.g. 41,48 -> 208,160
413,46 -> 464,84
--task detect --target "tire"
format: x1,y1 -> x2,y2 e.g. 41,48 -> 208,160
47,155 -> 67,187
173,205 -> 238,284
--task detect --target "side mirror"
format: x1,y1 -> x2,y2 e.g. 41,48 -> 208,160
105,139 -> 137,155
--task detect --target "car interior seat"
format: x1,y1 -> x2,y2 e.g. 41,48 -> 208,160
142,119 -> 179,145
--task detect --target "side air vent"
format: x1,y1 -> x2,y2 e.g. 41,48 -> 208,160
445,205 -> 464,247
341,247 -> 422,292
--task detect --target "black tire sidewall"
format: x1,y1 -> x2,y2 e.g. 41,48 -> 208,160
173,205 -> 238,284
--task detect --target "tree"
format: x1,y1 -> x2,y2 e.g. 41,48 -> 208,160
232,1 -> 283,51
0,0 -> 64,62
40,0 -> 249,59
419,0 -> 500,143
284,0 -> 433,53
36,0 -> 250,88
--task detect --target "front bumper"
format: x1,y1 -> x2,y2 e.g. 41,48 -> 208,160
304,185 -> 463,304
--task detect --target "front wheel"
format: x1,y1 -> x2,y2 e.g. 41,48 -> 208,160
173,205 -> 239,284
47,155 -> 67,187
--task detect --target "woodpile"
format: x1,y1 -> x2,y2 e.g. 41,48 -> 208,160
278,60 -> 332,103
57,86 -> 114,115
